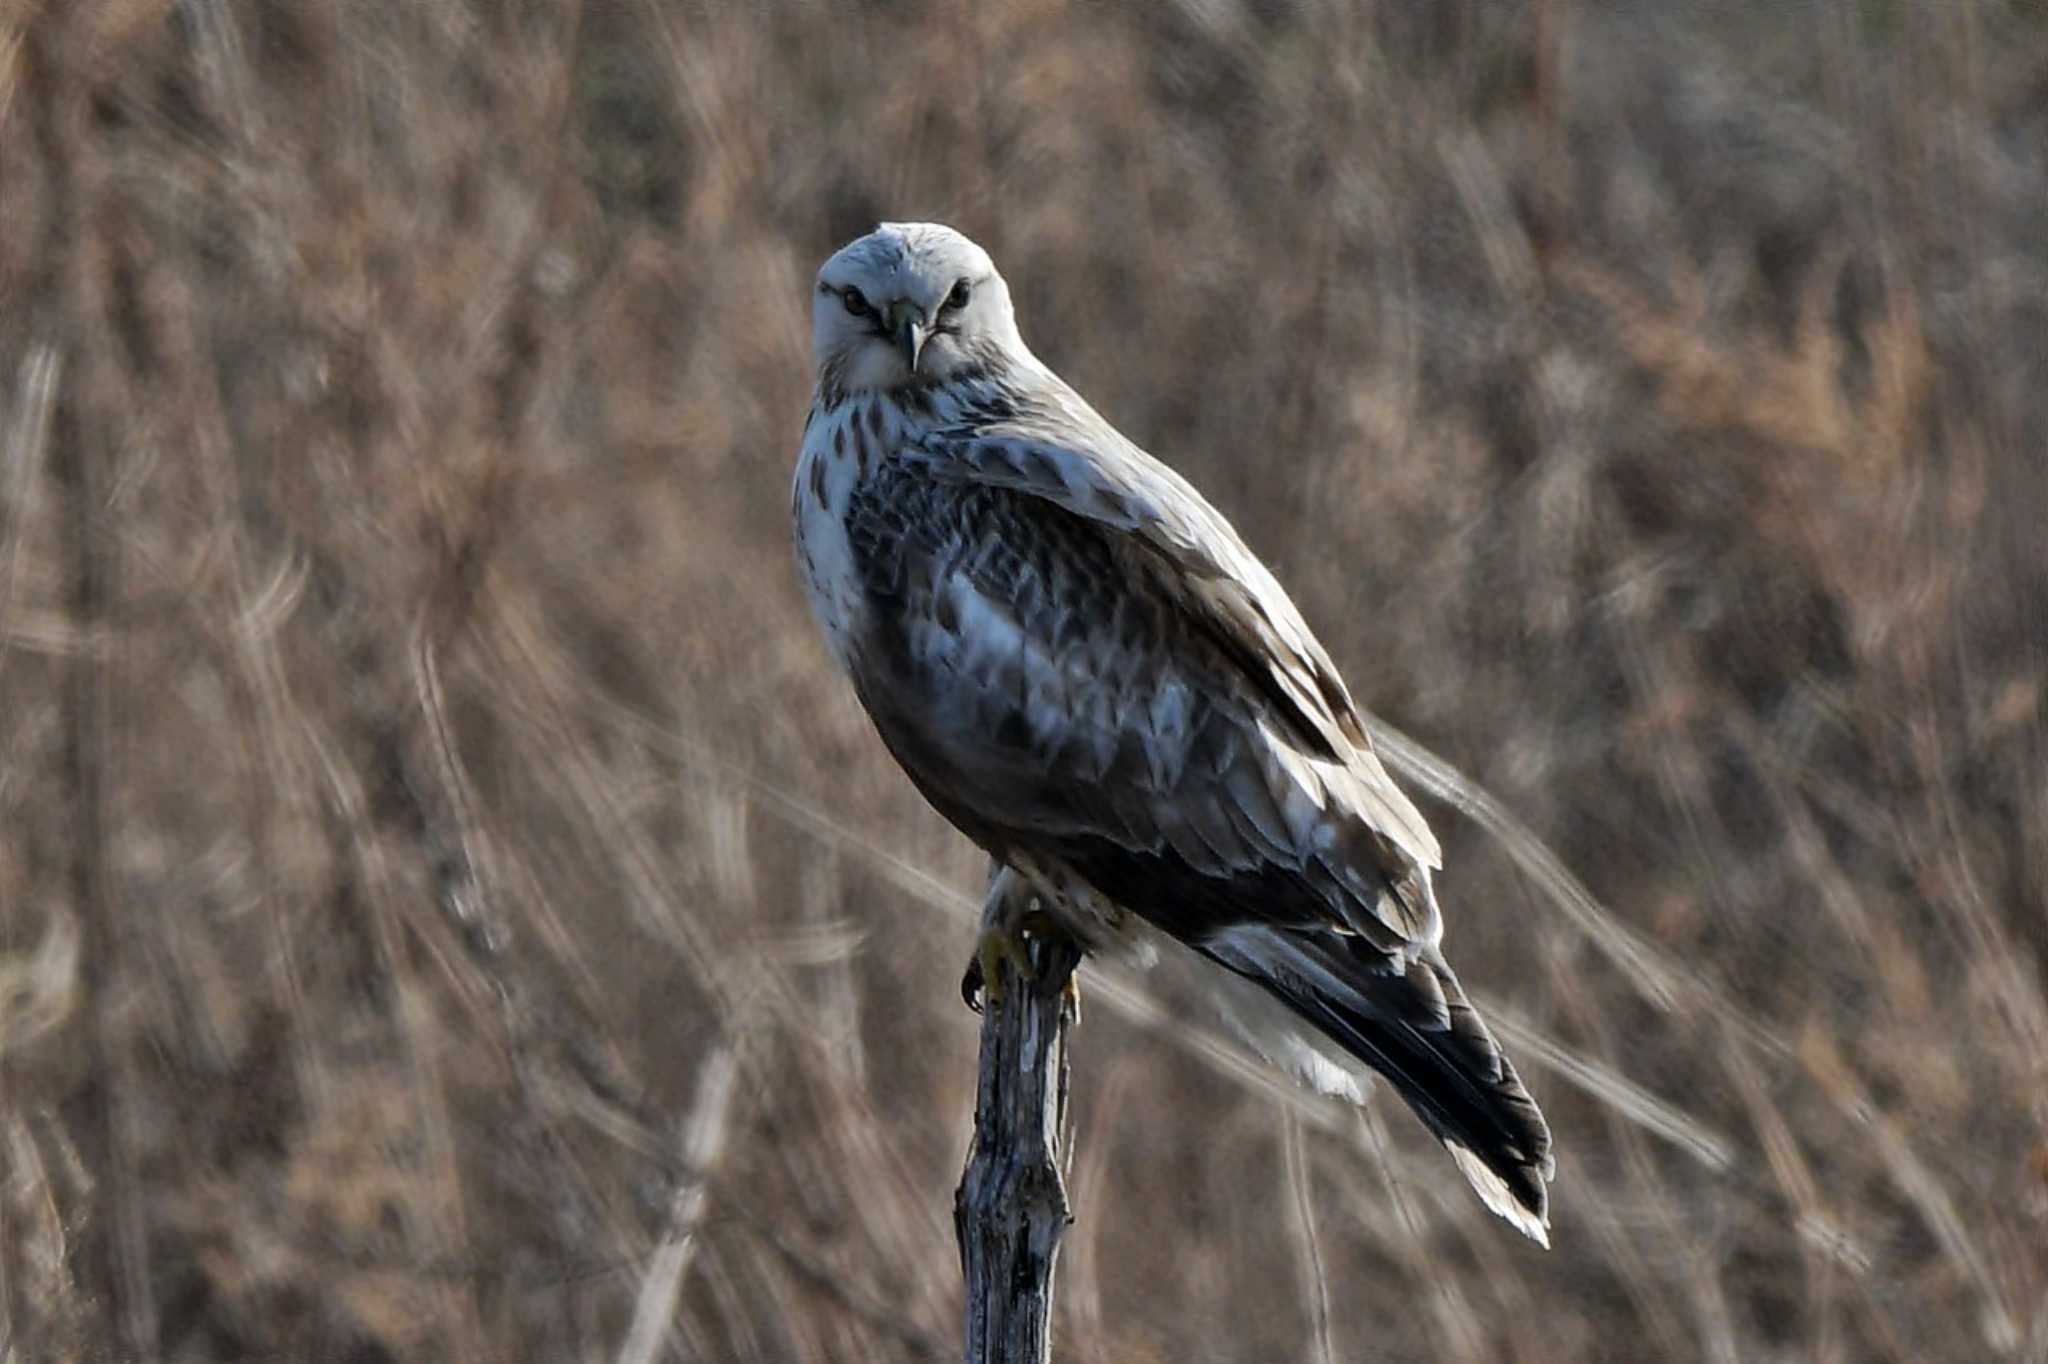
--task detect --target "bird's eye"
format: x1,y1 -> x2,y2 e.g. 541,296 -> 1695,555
944,279 -> 973,312
841,286 -> 871,317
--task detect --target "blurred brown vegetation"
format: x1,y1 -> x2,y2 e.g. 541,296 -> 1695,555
3,1 -> 2046,1360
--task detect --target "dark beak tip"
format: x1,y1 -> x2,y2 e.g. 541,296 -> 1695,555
897,323 -> 926,371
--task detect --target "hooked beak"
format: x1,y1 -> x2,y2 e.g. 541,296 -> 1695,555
887,299 -> 929,372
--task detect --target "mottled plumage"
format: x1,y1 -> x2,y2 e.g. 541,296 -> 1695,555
793,222 -> 1554,1241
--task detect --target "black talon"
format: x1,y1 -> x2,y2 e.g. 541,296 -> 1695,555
961,955 -> 986,1013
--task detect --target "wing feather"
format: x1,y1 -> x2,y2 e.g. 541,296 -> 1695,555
914,404 -> 1359,725
847,431 -> 1432,951
908,385 -> 1441,877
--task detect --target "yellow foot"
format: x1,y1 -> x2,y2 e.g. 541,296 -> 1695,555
960,918 -> 1038,1013
959,922 -> 1085,1018
961,866 -> 1087,1016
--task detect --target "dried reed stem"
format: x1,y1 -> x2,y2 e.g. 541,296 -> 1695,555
616,1037 -> 742,1364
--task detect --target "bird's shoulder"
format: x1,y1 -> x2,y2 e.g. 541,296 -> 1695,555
908,377 -> 1371,751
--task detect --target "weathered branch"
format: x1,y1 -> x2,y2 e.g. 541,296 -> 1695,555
954,903 -> 1082,1364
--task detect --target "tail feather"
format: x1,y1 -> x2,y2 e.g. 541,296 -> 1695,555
1201,927 -> 1554,1242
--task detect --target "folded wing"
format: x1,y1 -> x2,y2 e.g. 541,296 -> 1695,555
849,386 -> 1554,1237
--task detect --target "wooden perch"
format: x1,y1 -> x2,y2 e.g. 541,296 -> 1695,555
954,906 -> 1083,1364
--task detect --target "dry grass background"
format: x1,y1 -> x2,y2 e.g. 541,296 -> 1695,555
2,1 -> 2046,1360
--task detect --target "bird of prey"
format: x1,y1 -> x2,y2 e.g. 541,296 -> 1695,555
791,222 -> 1554,1242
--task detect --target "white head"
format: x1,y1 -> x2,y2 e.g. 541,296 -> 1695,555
811,222 -> 1027,398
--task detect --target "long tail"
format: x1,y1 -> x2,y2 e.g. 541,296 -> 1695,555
1201,928 -> 1555,1243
